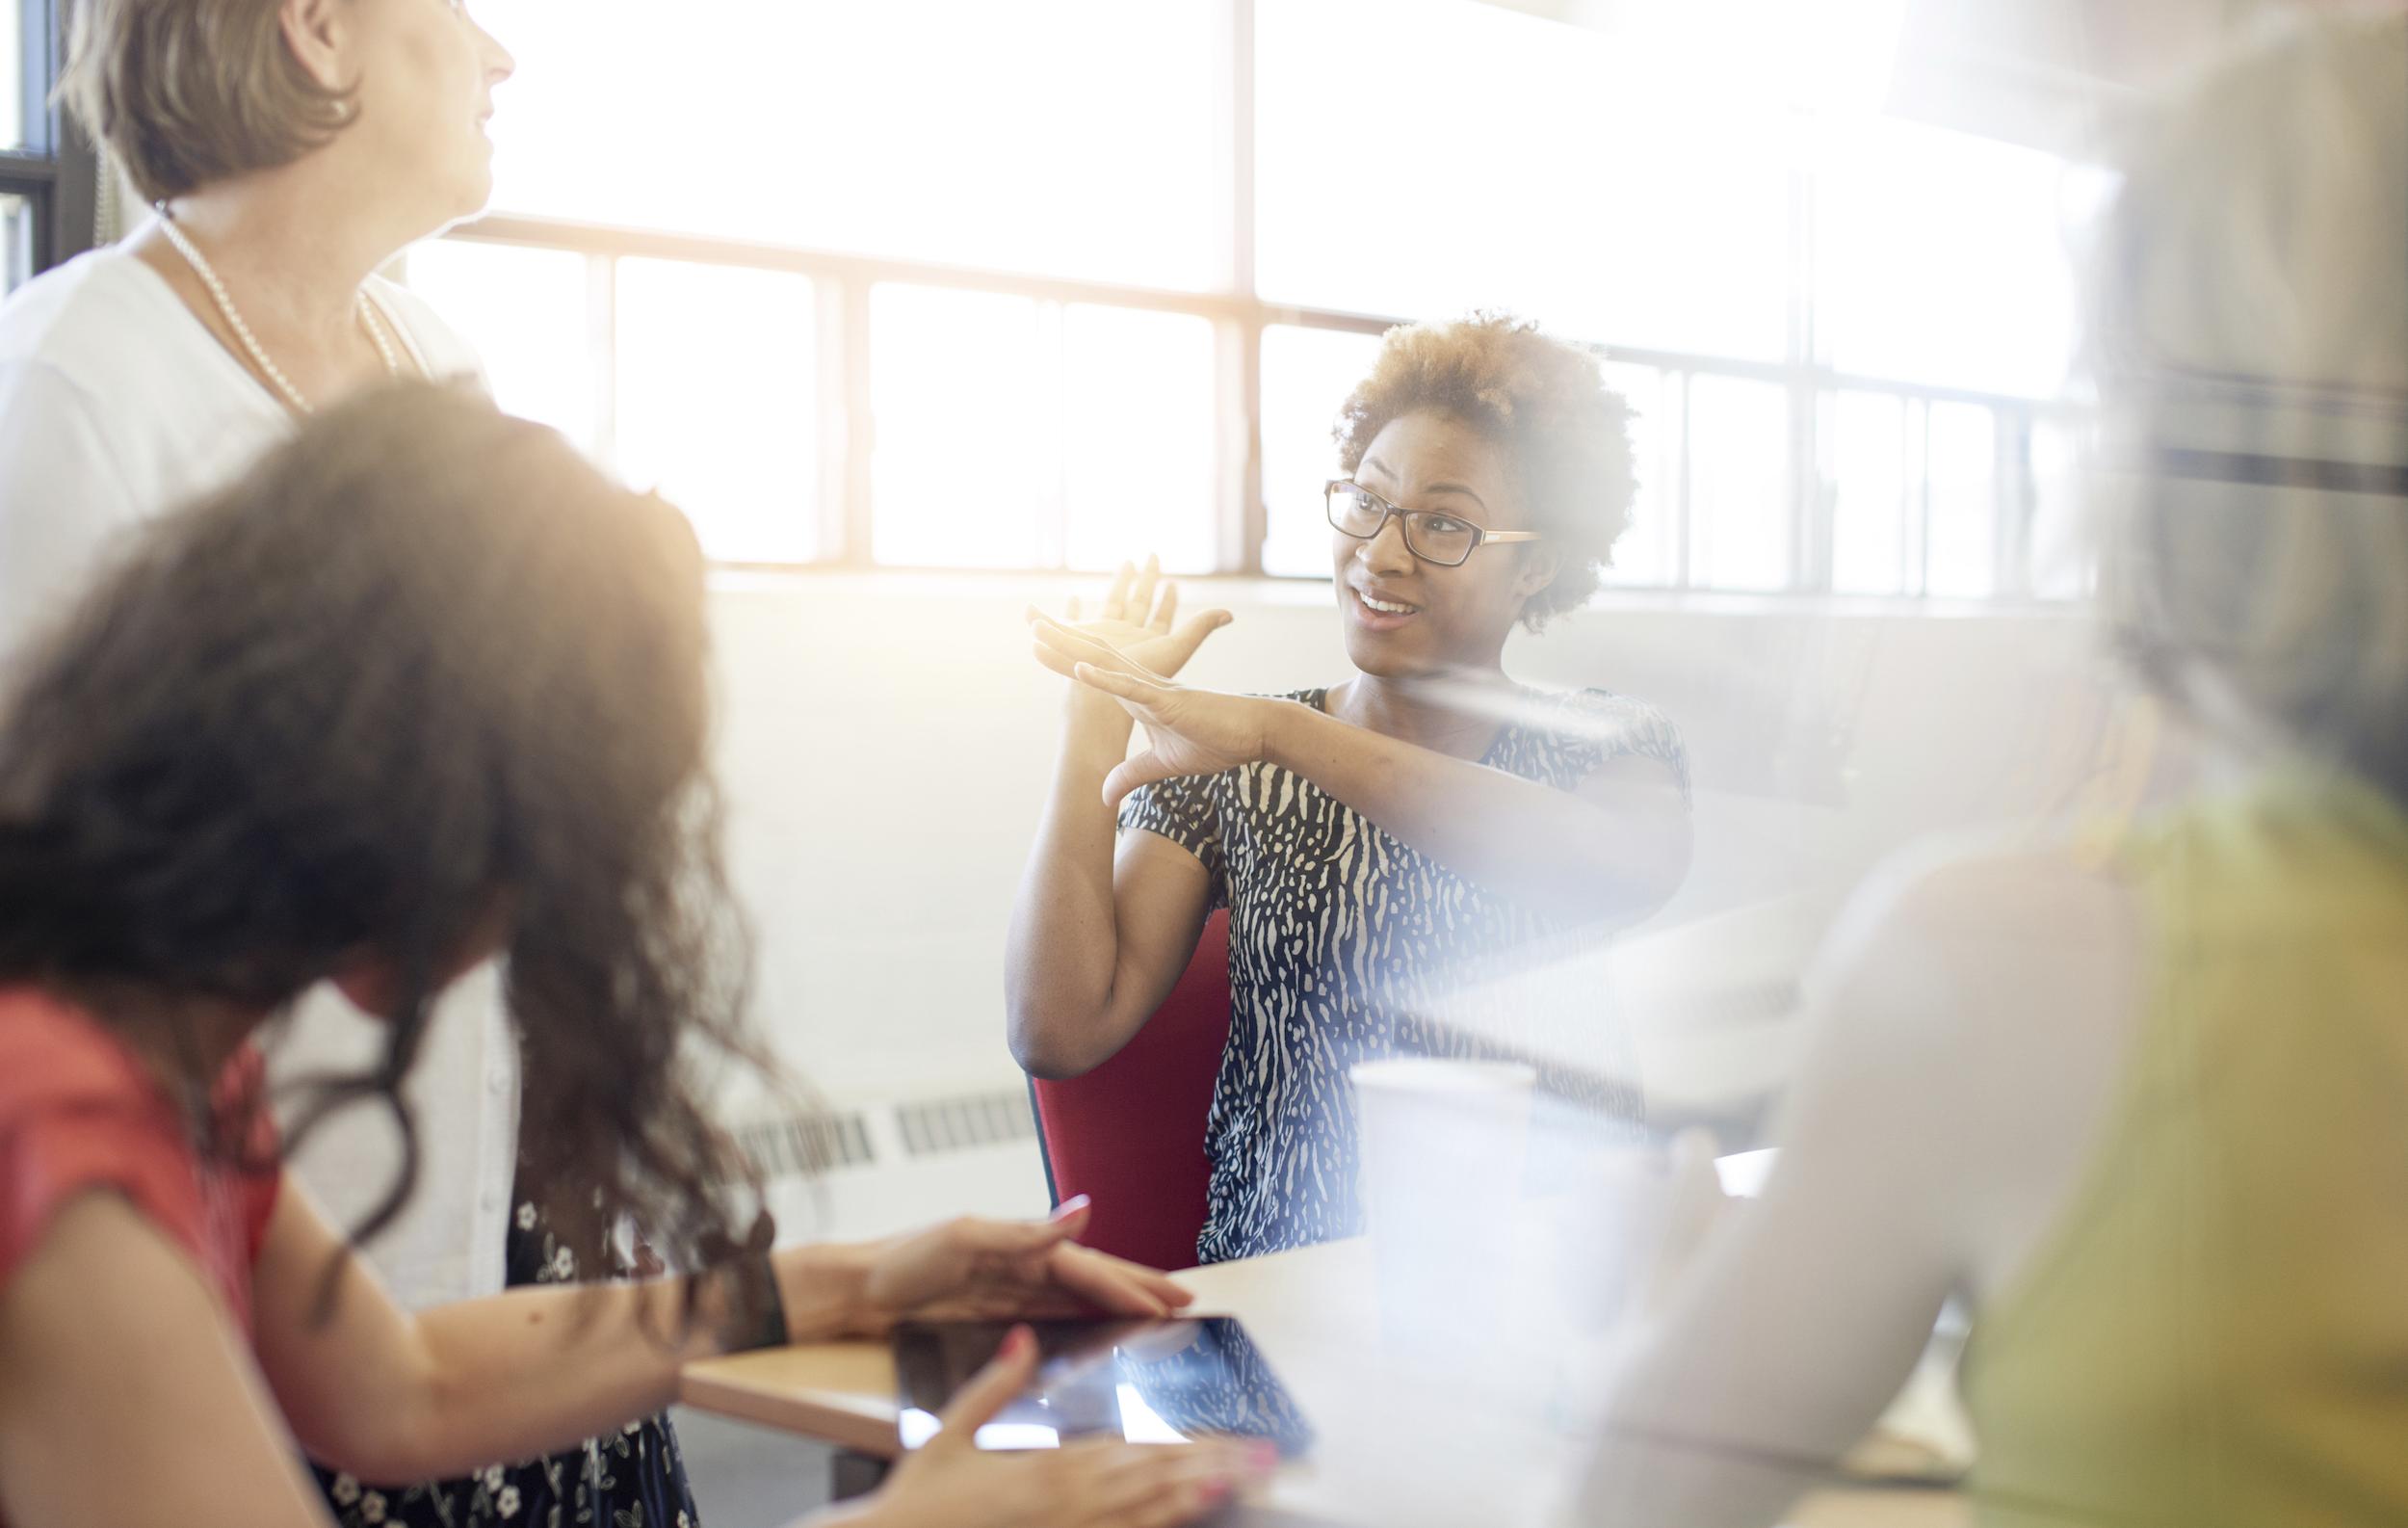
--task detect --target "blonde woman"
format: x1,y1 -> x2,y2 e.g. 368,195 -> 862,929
1,3 -> 654,1523
1569,13 -> 2408,1527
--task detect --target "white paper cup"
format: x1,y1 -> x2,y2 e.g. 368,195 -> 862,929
1350,1058 -> 1536,1362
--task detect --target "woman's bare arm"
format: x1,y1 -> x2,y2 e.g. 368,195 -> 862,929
1007,563 -> 1231,1080
1565,845 -> 2144,1527
0,1193 -> 338,1528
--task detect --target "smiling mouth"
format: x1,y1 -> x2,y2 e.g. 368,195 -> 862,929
1352,588 -> 1422,618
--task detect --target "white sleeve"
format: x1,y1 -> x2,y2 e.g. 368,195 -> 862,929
0,359 -> 146,665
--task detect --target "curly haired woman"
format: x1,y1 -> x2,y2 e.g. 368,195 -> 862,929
1008,313 -> 1693,1265
0,384 -> 1264,1528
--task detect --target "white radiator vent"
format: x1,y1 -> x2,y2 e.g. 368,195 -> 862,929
735,1087 -> 1036,1184
895,1089 -> 1038,1157
748,1088 -> 1054,1244
734,1111 -> 874,1180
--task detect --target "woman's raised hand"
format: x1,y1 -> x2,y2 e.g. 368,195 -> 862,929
1034,556 -> 1232,685
1026,616 -> 1277,808
838,1325 -> 1271,1528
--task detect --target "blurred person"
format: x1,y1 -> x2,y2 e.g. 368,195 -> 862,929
0,384 -> 1266,1528
1008,314 -> 1693,1265
0,2 -> 671,1519
1566,13 -> 2408,1527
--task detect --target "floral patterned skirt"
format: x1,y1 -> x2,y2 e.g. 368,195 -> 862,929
314,1195 -> 703,1528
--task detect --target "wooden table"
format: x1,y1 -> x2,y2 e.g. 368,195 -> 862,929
683,1236 -> 1967,1527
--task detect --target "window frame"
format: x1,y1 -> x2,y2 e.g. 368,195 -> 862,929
433,0 -> 2090,604
0,0 -> 99,278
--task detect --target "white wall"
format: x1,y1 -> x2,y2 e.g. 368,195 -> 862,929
705,572 -> 2149,1125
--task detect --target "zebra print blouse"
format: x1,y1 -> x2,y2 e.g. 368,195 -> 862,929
1117,685 -> 1690,1266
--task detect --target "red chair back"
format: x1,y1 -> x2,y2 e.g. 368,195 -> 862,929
1029,911 -> 1232,1273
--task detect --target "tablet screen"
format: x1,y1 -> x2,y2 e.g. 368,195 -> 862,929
894,1316 -> 1314,1459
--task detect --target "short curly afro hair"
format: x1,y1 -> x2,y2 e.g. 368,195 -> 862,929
1334,312 -> 1636,630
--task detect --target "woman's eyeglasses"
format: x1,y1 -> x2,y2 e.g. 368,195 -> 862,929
1324,481 -> 1541,567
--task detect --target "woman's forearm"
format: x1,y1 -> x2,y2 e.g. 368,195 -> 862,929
1261,702 -> 1687,923
304,1242 -> 873,1485
1006,698 -> 1139,1076
384,1277 -> 721,1478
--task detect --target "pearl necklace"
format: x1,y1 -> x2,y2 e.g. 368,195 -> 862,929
154,206 -> 400,416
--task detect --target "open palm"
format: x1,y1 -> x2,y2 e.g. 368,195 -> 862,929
1028,617 -> 1272,807
1039,555 -> 1230,682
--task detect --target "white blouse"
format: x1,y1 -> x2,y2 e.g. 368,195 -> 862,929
0,245 -> 520,1309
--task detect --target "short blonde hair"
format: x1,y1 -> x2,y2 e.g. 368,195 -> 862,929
2096,12 -> 2408,797
60,0 -> 353,204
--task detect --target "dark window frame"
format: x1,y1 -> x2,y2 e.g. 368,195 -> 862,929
428,0 -> 2089,602
0,0 -> 98,280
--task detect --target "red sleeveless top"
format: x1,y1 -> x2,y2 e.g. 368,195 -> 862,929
0,988 -> 280,1333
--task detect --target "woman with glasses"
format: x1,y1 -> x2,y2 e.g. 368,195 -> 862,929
1008,313 -> 1693,1266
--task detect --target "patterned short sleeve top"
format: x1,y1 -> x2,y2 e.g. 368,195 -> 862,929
1117,686 -> 1689,1265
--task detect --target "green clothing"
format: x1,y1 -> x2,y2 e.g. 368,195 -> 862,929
1960,771 -> 2408,1528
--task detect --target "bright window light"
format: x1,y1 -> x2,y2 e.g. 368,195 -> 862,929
1817,118 -> 2088,398
615,260 -> 819,564
870,285 -> 1051,569
1061,305 -> 1220,574
1924,402 -> 1998,598
1256,0 -> 1792,362
472,0 -> 1231,291
0,1 -> 20,153
402,240 -> 597,451
1598,363 -> 1683,590
1829,391 -> 1911,595
1686,376 -> 1793,592
1260,325 -> 1383,578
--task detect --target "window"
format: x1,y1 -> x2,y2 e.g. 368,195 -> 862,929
1827,391 -> 1911,596
1815,118 -> 2088,399
1686,378 -> 1793,593
1598,363 -> 1685,589
0,0 -> 101,294
0,192 -> 32,292
1260,324 -> 1381,578
1060,304 -> 1220,574
618,260 -> 821,565
401,239 -> 597,449
0,1 -> 20,153
474,0 -> 1232,292
868,284 -> 1050,569
1255,0 -> 1791,363
426,0 -> 2100,601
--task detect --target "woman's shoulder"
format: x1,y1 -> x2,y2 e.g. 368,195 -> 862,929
0,991 -> 196,1280
0,989 -> 275,1324
1807,831 -> 2143,1058
0,248 -> 182,380
0,987 -> 155,1118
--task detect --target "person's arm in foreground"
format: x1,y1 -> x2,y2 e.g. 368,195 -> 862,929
247,1182 -> 1193,1483
1030,618 -> 1690,925
1008,559 -> 1233,1078
0,1192 -> 1255,1528
1562,847 -> 2140,1527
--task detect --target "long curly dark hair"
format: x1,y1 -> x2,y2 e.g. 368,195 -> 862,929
0,382 -> 768,1278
